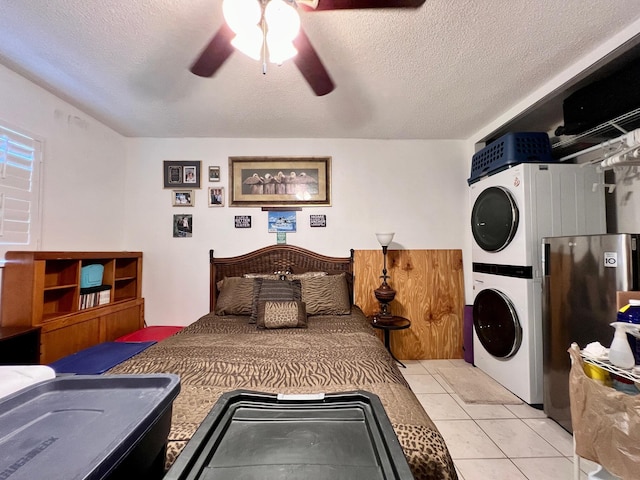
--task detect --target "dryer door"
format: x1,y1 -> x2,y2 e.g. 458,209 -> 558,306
471,186 -> 519,252
473,288 -> 522,359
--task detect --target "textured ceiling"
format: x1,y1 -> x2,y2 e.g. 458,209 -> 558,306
1,0 -> 640,139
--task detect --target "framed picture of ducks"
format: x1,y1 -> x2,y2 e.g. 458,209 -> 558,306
229,156 -> 331,207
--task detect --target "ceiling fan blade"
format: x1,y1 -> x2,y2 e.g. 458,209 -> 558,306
293,30 -> 335,96
298,0 -> 425,10
190,23 -> 235,77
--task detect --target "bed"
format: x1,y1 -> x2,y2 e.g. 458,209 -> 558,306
108,245 -> 458,480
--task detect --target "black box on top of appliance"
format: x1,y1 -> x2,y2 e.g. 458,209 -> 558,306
558,59 -> 640,136
468,132 -> 554,185
164,389 -> 414,480
0,374 -> 180,480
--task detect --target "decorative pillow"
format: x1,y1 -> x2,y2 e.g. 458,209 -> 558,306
300,273 -> 351,316
285,271 -> 328,280
250,278 -> 302,323
256,300 -> 307,329
215,277 -> 254,316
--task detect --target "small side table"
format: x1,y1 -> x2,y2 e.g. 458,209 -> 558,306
0,326 -> 41,365
371,316 -> 411,368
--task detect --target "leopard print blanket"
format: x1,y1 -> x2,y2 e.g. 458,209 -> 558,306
108,308 -> 457,480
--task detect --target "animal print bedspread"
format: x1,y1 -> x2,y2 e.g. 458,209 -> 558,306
108,308 -> 457,480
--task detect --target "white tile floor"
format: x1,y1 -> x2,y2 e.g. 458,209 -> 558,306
400,359 -> 600,480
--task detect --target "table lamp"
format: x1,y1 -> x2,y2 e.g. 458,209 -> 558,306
374,232 -> 395,322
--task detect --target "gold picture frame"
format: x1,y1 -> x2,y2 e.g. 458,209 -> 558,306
229,156 -> 331,207
172,189 -> 195,206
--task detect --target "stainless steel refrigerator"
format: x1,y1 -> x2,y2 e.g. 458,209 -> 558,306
541,233 -> 639,432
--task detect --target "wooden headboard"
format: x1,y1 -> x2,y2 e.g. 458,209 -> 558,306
209,245 -> 354,312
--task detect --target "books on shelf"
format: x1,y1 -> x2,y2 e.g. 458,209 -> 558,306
79,285 -> 111,310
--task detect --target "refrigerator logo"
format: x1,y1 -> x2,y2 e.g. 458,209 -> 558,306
604,252 -> 618,267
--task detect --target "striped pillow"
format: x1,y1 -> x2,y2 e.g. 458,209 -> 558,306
215,277 -> 254,315
301,273 -> 351,316
250,278 -> 302,324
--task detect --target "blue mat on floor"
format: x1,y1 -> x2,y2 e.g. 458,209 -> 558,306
49,341 -> 156,375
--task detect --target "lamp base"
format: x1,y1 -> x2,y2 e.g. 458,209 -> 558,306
374,282 -> 396,321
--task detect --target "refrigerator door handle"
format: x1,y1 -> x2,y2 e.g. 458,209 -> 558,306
542,242 -> 550,276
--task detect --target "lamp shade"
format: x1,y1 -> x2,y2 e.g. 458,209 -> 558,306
375,233 -> 394,247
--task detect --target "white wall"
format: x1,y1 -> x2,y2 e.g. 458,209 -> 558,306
123,138 -> 469,326
0,64 -> 128,251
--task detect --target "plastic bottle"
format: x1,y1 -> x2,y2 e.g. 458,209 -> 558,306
609,322 -> 635,369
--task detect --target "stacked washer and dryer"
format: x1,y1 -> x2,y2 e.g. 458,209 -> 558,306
469,133 -> 606,405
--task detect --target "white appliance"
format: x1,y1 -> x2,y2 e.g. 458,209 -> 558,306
472,271 -> 543,404
469,163 -> 606,275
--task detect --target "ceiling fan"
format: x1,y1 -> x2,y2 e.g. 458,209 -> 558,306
190,0 -> 426,96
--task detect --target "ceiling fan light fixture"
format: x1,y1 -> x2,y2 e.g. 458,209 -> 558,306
230,27 -> 264,61
267,37 -> 298,64
265,0 -> 301,64
264,0 -> 301,40
222,0 -> 261,34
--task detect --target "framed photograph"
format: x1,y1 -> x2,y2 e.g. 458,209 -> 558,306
172,190 -> 194,206
208,187 -> 224,207
163,161 -> 201,188
268,211 -> 297,232
209,166 -> 220,182
229,156 -> 331,207
173,214 -> 192,238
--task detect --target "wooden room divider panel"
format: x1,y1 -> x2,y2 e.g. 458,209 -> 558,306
354,249 -> 465,360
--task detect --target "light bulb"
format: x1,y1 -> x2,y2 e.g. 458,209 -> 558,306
265,0 -> 301,41
231,26 -> 264,61
267,35 -> 297,64
222,0 -> 262,34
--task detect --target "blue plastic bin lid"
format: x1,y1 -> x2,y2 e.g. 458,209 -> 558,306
0,374 -> 180,480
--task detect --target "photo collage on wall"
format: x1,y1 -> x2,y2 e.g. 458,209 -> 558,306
164,159 -> 328,238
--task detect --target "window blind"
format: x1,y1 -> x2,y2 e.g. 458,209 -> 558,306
0,125 -> 41,248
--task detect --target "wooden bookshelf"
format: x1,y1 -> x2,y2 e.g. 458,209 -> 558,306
1,251 -> 144,364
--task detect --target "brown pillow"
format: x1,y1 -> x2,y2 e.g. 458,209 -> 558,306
215,277 -> 254,315
300,273 -> 351,316
250,278 -> 302,324
256,300 -> 307,329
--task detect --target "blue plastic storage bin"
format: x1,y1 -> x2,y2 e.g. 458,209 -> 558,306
468,132 -> 554,185
81,264 -> 104,288
0,374 -> 180,480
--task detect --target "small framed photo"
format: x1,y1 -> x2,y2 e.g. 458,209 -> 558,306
208,187 -> 224,207
163,161 -> 201,188
172,190 -> 194,206
173,214 -> 192,237
209,166 -> 220,182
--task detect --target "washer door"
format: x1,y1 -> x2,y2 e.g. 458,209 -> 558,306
471,186 -> 519,252
473,288 -> 522,359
